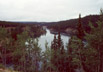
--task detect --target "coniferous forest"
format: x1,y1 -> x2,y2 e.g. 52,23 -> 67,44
0,9 -> 103,72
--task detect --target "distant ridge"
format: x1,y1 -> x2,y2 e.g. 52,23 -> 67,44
13,15 -> 99,28
0,14 -> 100,28
42,14 -> 100,35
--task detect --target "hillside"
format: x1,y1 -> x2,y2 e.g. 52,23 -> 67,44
0,21 -> 46,39
17,15 -> 100,35
45,15 -> 100,35
0,15 -> 100,36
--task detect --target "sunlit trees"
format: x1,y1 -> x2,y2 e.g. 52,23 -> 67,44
12,31 -> 30,72
41,41 -> 52,72
13,31 -> 42,72
31,39 -> 41,72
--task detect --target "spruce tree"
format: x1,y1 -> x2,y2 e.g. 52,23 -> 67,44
51,32 -> 69,72
84,10 -> 103,72
66,14 -> 86,72
77,14 -> 84,40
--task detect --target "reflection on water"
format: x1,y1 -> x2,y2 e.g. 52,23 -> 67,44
38,29 -> 70,51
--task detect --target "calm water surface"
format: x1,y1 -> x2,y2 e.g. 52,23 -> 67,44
38,29 -> 70,51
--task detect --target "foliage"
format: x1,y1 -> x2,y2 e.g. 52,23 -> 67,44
0,9 -> 103,72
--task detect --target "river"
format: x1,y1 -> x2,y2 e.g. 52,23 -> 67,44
38,29 -> 70,51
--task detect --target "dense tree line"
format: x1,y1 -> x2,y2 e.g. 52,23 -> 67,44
0,10 -> 103,72
0,21 -> 46,38
46,15 -> 100,35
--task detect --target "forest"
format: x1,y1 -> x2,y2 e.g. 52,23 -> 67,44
0,21 -> 46,38
44,15 -> 100,35
0,9 -> 103,72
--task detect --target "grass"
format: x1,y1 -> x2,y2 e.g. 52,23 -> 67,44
0,68 -> 18,72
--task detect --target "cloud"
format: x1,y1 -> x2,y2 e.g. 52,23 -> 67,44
0,0 -> 103,22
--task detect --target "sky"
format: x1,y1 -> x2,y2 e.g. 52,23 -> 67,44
0,0 -> 103,22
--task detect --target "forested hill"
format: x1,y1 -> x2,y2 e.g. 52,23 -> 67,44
14,15 -> 100,28
0,15 -> 100,36
0,21 -> 42,27
8,15 -> 100,35
0,21 -> 46,38
43,15 -> 100,35
49,15 -> 99,27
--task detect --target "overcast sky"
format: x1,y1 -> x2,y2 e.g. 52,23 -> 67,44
0,0 -> 103,22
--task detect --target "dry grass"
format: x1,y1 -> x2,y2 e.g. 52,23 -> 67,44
0,68 -> 18,72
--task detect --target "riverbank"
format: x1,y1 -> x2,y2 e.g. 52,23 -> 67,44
49,27 -> 77,36
38,29 -> 69,51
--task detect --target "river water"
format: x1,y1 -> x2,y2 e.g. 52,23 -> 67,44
38,29 -> 70,51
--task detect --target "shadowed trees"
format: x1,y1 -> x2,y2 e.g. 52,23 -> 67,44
67,10 -> 103,72
0,27 -> 13,67
50,32 -> 72,72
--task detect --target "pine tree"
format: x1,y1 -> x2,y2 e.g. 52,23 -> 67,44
51,32 -> 69,72
77,14 -> 84,40
67,37 -> 75,72
51,35 -> 58,50
51,34 -> 59,71
66,14 -> 86,72
84,9 -> 103,72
